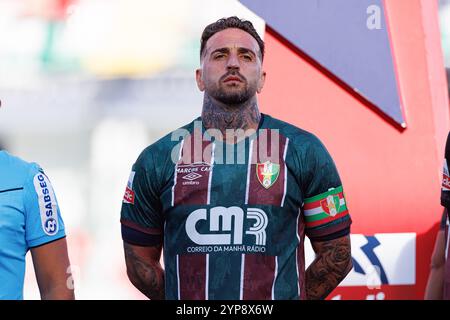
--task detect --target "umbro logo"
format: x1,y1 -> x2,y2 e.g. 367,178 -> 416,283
183,172 -> 202,181
177,163 -> 210,186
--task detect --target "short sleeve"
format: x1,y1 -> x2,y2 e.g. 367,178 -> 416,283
441,132 -> 450,208
23,164 -> 66,248
301,137 -> 351,241
120,151 -> 164,246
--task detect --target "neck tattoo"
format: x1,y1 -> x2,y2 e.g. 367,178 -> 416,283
201,94 -> 261,137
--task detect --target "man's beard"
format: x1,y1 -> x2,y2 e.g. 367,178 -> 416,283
212,85 -> 254,105
208,75 -> 257,106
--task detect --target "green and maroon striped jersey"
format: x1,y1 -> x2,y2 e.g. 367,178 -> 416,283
120,114 -> 351,300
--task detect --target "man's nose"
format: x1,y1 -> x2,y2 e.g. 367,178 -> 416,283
226,53 -> 240,70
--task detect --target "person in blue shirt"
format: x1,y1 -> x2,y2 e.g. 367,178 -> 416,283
0,149 -> 74,299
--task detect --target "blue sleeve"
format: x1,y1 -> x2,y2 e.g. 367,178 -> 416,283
23,164 -> 66,248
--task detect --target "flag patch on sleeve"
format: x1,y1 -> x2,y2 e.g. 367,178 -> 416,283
303,186 -> 349,229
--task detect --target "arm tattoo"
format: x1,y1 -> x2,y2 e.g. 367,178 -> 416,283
305,236 -> 352,300
201,94 -> 261,136
124,242 -> 165,300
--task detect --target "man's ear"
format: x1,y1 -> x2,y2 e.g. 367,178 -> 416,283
257,70 -> 266,94
196,68 -> 205,92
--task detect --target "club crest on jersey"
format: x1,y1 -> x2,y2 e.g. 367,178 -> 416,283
256,161 -> 280,189
320,195 -> 341,217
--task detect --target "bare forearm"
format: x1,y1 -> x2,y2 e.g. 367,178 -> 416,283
425,266 -> 445,300
306,237 -> 352,300
425,230 -> 446,300
124,243 -> 165,300
40,285 -> 75,300
31,238 -> 75,300
127,261 -> 165,299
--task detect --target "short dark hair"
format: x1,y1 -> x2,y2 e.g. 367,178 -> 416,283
200,16 -> 265,61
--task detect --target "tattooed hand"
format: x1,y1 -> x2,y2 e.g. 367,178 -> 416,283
123,242 -> 165,300
305,235 -> 352,300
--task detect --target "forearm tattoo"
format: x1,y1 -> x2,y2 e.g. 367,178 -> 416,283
305,236 -> 352,300
124,243 -> 165,300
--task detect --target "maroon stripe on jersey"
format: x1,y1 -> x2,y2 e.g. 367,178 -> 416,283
247,131 -> 287,206
297,214 -> 307,300
242,254 -> 275,300
173,130 -> 214,206
120,218 -> 162,235
306,216 -> 352,239
179,254 -> 207,300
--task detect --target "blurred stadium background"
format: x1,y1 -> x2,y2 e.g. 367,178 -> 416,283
0,0 -> 448,299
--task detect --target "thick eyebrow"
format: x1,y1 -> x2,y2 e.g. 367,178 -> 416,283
237,47 -> 256,57
209,47 -> 257,58
210,48 -> 230,56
